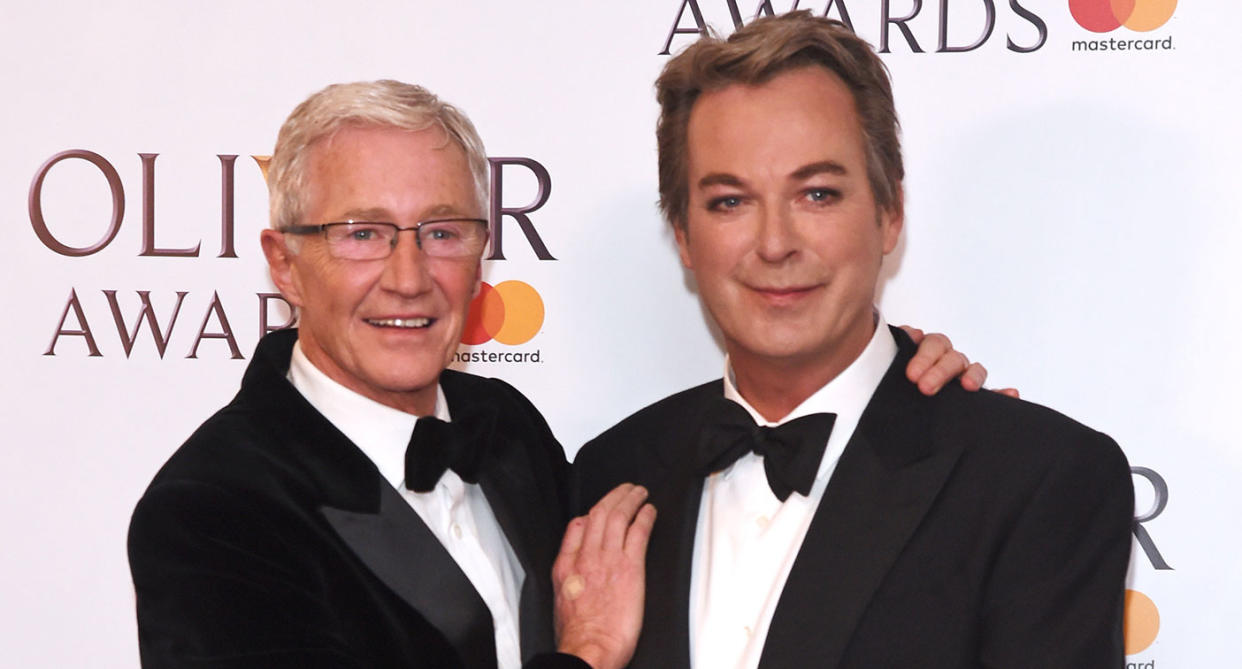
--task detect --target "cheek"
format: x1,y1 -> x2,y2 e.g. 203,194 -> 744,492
433,263 -> 481,306
688,229 -> 745,272
303,264 -> 378,316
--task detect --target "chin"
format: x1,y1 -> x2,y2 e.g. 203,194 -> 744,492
367,360 -> 443,390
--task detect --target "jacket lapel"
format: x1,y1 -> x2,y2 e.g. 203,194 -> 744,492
630,385 -> 721,669
478,436 -> 558,660
758,331 -> 964,669
320,486 -> 498,669
631,466 -> 703,668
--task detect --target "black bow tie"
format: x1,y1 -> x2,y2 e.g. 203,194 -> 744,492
405,408 -> 497,493
697,398 -> 836,502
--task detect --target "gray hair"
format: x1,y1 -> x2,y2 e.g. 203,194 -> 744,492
267,80 -> 489,231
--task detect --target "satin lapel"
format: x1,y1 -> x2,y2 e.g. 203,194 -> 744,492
758,336 -> 964,669
477,438 -> 558,660
630,453 -> 705,668
320,484 -> 498,669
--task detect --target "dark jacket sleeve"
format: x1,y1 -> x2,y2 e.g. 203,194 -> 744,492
978,428 -> 1133,668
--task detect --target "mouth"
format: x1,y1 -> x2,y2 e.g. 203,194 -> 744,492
755,285 -> 815,295
746,282 -> 823,306
750,283 -> 820,297
365,317 -> 434,329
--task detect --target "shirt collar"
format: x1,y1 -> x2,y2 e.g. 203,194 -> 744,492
286,340 -> 449,490
723,312 -> 897,428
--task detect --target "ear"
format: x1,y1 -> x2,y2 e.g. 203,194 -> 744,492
673,222 -> 694,269
260,229 -> 305,308
879,188 -> 904,255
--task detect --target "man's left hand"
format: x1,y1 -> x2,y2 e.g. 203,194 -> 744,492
901,325 -> 1020,398
553,483 -> 656,669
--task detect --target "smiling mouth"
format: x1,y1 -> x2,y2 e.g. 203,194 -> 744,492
365,317 -> 433,329
758,286 -> 813,293
752,284 -> 819,296
746,283 -> 824,307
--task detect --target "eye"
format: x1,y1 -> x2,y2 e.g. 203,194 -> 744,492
707,195 -> 745,212
804,188 -> 840,204
332,223 -> 391,244
423,224 -> 462,241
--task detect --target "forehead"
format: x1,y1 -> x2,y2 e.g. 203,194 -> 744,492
303,124 -> 478,218
686,66 -> 866,177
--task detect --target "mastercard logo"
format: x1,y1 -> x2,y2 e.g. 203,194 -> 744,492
1070,0 -> 1177,33
461,280 -> 545,346
1124,589 -> 1160,655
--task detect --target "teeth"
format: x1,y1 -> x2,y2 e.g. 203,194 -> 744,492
367,318 -> 431,328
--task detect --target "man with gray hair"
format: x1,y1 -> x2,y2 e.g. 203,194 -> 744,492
127,80 -> 654,669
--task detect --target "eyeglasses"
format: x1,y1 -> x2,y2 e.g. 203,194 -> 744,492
282,219 -> 489,260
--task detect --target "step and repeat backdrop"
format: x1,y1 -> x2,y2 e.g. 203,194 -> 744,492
2,1 -> 1237,666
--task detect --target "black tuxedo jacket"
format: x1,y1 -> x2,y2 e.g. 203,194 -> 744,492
575,328 -> 1133,669
129,329 -> 585,669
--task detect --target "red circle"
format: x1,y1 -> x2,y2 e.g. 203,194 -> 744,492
461,282 -> 505,345
1069,0 -> 1125,32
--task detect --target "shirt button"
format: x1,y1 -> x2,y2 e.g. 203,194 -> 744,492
744,625 -> 753,637
756,515 -> 770,529
452,523 -> 463,539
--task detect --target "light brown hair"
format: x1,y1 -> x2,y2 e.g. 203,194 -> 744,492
656,11 -> 903,228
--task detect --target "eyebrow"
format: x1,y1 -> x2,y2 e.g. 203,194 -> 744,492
337,207 -> 391,221
789,161 -> 848,180
696,173 -> 745,189
696,161 -> 849,190
335,204 -> 471,221
423,204 -> 472,218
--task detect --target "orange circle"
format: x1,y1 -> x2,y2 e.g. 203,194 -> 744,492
461,282 -> 505,345
1124,0 -> 1177,31
492,280 -> 545,345
1124,589 -> 1160,655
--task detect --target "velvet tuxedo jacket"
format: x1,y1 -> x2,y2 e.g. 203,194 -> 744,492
129,329 -> 585,669
575,328 -> 1133,669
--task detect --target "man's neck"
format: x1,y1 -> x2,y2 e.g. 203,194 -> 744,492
729,320 -> 877,423
298,341 -> 438,417
293,339 -> 439,417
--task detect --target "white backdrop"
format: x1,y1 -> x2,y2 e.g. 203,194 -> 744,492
2,1 -> 1237,666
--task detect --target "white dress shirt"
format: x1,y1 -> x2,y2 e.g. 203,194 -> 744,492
689,318 -> 898,669
287,342 -> 526,669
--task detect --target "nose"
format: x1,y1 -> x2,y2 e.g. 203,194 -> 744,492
378,230 -> 433,297
755,202 -> 799,263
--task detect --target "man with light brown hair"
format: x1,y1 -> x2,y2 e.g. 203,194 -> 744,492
576,12 -> 1132,669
